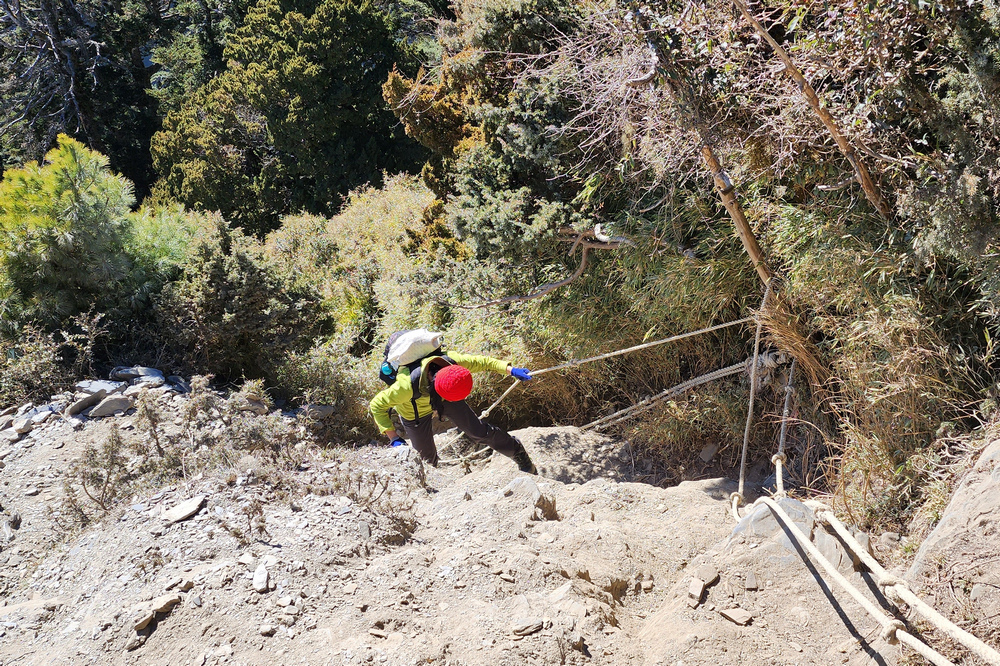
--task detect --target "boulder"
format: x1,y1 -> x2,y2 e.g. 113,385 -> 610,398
908,439 -> 1000,616
66,390 -> 107,417
88,395 -> 134,418
74,380 -> 126,396
110,366 -> 165,381
300,404 -> 336,420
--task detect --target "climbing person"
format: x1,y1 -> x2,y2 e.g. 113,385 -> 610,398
370,329 -> 537,472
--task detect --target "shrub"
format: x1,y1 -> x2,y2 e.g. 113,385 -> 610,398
155,217 -> 331,382
0,135 -> 134,331
0,316 -> 98,407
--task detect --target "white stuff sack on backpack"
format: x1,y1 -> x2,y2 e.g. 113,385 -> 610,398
387,329 -> 444,367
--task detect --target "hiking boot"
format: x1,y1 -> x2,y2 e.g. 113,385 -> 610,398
511,438 -> 537,474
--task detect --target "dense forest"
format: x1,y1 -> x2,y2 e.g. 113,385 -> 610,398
2,0 -> 1000,531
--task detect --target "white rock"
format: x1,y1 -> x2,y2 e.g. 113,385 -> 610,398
164,495 -> 206,523
259,624 -> 276,637
66,390 -> 106,416
252,564 -> 269,593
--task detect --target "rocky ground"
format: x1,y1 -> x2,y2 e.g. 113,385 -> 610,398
0,372 -> 997,665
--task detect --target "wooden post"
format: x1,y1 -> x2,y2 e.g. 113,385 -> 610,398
730,0 -> 891,219
701,145 -> 772,283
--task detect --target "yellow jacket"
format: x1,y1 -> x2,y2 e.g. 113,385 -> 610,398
369,350 -> 509,432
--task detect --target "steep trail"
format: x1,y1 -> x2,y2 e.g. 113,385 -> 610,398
0,403 -> 995,665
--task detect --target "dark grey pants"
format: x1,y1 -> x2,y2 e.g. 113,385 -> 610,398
400,400 -> 519,466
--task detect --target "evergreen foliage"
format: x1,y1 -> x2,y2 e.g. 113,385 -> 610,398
151,0 -> 428,233
0,136 -> 135,332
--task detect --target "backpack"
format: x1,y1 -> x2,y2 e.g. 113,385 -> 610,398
378,330 -> 455,417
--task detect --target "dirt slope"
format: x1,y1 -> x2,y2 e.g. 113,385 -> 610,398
0,395 -> 996,665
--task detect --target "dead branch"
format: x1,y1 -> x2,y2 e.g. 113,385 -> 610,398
729,0 -> 892,219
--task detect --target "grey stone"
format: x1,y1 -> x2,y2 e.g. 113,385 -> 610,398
163,495 -> 205,523
66,390 -> 106,416
814,529 -> 847,571
732,497 -> 815,553
512,618 -> 544,636
0,406 -> 15,418
124,634 -> 147,650
971,583 -> 988,603
253,565 -> 269,593
74,380 -> 126,396
89,395 -> 134,418
1,429 -> 20,444
699,443 -> 719,463
719,607 -> 753,625
168,377 -> 191,393
744,571 -> 758,590
110,366 -> 164,381
880,532 -> 900,547
359,520 -> 371,540
0,417 -> 11,432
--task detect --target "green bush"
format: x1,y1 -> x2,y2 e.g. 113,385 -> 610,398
0,135 -> 134,332
155,216 -> 330,382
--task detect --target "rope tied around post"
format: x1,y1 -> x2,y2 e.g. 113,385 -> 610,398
735,279 -> 775,516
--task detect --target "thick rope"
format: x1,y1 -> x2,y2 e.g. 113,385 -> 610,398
773,358 -> 796,497
582,361 -> 747,431
735,282 -> 773,512
532,317 -> 754,376
422,317 -> 755,467
812,506 -> 1000,665
756,497 -> 954,666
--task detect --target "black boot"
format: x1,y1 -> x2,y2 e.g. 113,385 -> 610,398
510,438 -> 537,474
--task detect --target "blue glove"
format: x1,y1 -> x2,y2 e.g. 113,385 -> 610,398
510,367 -> 533,382
390,438 -> 406,447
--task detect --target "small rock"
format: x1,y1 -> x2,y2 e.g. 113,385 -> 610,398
694,565 -> 719,587
89,395 -> 133,418
133,609 -> 155,631
720,608 -> 753,625
0,429 -> 19,444
971,583 -> 987,603
252,565 -> 269,593
190,595 -> 202,608
24,487 -> 40,497
282,605 -> 300,616
75,380 -> 126,396
343,582 -> 358,595
124,634 -> 147,651
744,571 -> 758,590
359,520 -> 371,540
512,619 -> 544,636
503,477 -> 540,500
164,495 -> 206,523
276,596 -> 293,607
151,594 -> 182,613
499,573 -> 515,583
879,532 -> 900,547
699,443 -> 719,463
688,578 -> 706,602
369,628 -> 387,639
238,553 -> 255,566
11,418 -> 32,435
463,492 -> 473,501
259,624 -> 276,637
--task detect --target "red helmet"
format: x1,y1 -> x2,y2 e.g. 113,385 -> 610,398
434,365 -> 473,402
